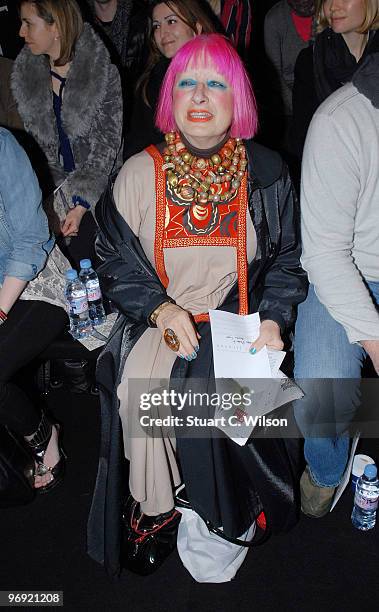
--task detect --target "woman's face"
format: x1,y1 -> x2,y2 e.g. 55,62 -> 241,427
19,2 -> 60,58
323,0 -> 366,34
152,3 -> 201,59
173,66 -> 234,149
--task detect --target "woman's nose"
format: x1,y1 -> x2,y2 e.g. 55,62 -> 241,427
160,22 -> 169,39
19,23 -> 26,38
191,83 -> 208,104
328,0 -> 340,13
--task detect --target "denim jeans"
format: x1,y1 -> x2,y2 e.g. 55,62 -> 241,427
294,282 -> 379,487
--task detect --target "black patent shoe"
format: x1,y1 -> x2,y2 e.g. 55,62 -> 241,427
26,412 -> 66,494
122,496 -> 181,575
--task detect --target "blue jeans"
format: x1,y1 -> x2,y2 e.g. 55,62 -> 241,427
294,283 -> 379,487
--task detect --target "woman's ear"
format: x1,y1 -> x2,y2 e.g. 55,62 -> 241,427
51,21 -> 60,41
195,22 -> 203,35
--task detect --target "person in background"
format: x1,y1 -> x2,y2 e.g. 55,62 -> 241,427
123,0 -> 218,160
207,0 -> 253,62
0,1 -> 24,58
264,0 -> 314,158
0,57 -> 23,132
80,0 -> 148,76
292,0 -> 379,161
294,52 -> 379,518
11,0 -> 122,268
0,128 -> 70,493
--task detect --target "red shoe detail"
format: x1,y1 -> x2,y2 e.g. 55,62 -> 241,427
257,511 -> 266,530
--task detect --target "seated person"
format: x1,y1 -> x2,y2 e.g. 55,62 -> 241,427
11,0 -> 122,267
88,34 -> 307,581
0,127 -> 70,492
294,52 -> 379,517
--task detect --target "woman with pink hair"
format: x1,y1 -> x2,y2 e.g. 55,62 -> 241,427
88,34 -> 307,581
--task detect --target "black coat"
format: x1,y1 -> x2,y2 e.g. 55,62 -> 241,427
291,29 -> 379,160
87,140 -> 308,577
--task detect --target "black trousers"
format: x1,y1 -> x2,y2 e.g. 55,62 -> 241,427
57,212 -> 99,270
0,300 -> 67,436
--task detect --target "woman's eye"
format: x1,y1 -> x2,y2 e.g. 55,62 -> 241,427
167,18 -> 178,25
178,79 -> 197,88
207,80 -> 227,89
152,23 -> 160,30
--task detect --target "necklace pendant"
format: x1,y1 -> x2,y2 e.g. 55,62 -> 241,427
167,170 -> 178,188
162,162 -> 175,171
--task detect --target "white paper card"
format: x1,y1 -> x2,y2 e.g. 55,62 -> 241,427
209,310 -> 303,445
209,310 -> 272,378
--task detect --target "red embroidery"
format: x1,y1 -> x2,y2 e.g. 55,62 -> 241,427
146,145 -> 249,316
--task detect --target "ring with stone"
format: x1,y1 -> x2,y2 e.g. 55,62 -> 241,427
164,328 -> 180,352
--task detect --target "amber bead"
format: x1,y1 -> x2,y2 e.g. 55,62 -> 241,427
211,154 -> 222,165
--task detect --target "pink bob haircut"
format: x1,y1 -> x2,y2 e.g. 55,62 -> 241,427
155,34 -> 258,139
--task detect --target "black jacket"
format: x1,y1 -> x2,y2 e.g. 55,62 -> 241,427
87,140 -> 308,576
81,0 -> 148,76
292,29 -> 379,160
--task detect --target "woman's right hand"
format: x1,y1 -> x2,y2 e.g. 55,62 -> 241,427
61,206 -> 87,237
156,303 -> 200,360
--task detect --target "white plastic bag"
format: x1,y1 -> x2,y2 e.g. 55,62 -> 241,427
176,506 -> 255,583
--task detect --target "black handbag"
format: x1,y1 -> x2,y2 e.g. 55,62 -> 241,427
121,495 -> 181,575
0,425 -> 35,508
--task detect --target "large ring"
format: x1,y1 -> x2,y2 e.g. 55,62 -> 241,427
164,328 -> 180,352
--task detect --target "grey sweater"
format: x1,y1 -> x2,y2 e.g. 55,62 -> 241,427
264,0 -> 309,115
300,76 -> 379,343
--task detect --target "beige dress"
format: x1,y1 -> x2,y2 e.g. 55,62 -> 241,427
114,150 -> 257,515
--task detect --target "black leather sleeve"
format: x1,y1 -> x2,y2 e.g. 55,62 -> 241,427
95,182 -> 174,325
258,165 -> 308,332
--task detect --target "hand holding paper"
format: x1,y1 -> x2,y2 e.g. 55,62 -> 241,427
249,319 -> 284,354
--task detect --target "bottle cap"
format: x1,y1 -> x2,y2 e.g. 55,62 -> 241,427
364,464 -> 377,479
65,268 -> 78,280
80,259 -> 92,269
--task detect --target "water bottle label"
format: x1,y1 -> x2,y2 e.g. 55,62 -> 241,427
354,492 -> 379,511
67,293 -> 88,315
86,279 -> 101,302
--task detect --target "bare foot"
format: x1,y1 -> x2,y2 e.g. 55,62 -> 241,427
26,425 -> 61,489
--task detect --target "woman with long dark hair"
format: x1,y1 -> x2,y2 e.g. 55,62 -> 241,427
123,0 -> 219,160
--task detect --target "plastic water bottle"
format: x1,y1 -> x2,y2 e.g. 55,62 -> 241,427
351,464 -> 379,531
79,259 -> 106,326
65,269 -> 92,339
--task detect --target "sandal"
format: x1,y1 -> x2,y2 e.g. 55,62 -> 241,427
26,412 -> 66,494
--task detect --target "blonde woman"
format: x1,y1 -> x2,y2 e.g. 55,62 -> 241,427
292,0 -> 379,158
12,0 -> 122,266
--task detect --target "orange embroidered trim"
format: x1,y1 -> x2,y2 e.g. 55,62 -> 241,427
147,145 -> 169,288
146,145 -> 249,316
194,313 -> 210,323
163,237 -> 236,248
237,173 -> 248,315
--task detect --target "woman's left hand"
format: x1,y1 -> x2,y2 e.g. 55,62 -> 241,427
61,206 -> 87,237
249,319 -> 284,354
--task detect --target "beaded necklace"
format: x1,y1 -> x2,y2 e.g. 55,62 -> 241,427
162,131 -> 248,205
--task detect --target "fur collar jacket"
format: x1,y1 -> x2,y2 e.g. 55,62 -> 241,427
11,24 -> 122,213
